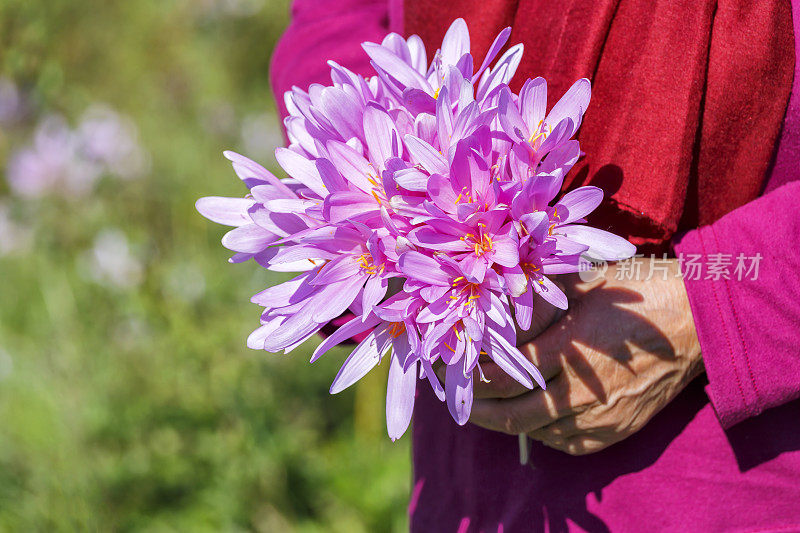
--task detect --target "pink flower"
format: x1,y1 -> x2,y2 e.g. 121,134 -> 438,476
197,18 -> 636,439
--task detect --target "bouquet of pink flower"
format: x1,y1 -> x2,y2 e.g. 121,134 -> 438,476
197,19 -> 635,440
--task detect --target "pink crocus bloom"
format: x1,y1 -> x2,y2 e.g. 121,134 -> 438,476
196,18 -> 636,439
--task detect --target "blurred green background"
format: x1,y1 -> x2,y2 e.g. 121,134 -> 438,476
0,0 -> 410,530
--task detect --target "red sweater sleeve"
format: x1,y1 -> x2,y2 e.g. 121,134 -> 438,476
269,0 -> 391,122
674,181 -> 800,429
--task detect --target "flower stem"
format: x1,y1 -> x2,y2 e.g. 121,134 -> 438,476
518,433 -> 529,465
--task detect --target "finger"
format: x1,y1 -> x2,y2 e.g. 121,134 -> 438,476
473,361 -> 532,399
530,432 -> 600,456
469,375 -> 575,435
535,434 -> 583,455
527,414 -> 581,441
517,317 -> 571,382
561,435 -> 609,456
438,353 -> 555,401
516,292 -> 566,345
559,271 -> 606,299
535,434 -> 568,453
526,426 -> 570,453
476,318 -> 570,399
532,432 -> 615,456
436,319 -> 570,401
437,299 -> 575,401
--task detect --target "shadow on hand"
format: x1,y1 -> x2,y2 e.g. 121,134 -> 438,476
545,282 -> 675,408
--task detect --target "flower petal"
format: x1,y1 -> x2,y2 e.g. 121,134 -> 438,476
490,231 -> 520,268
250,208 -> 308,238
221,224 -> 277,254
315,158 -> 348,193
442,18 -> 470,65
487,327 -> 545,389
224,150 -> 294,195
322,191 -> 378,222
275,148 -> 327,197
196,196 -> 255,226
533,275 -> 568,310
407,226 -> 468,251
473,27 -> 511,80
261,198 -> 317,214
441,19 -> 471,65
363,106 -> 402,164
398,251 -> 451,286
330,328 -> 390,393
460,252 -> 488,283
325,140 -> 375,193
247,316 -> 285,350
310,275 -> 366,322
545,78 -> 591,136
498,88 -> 529,142
556,186 -> 603,224
251,271 -> 315,307
262,308 -> 323,353
422,357 -> 446,401
406,34 -> 427,72
311,314 -> 382,363
386,356 -> 418,441
503,265 -> 528,299
402,88 -> 436,115
394,167 -> 430,192
311,255 -> 361,286
513,288 -> 534,331
558,225 -> 636,261
320,86 -> 364,141
520,77 -> 547,132
404,134 -> 449,175
362,275 -> 388,317
445,361 -> 473,425
361,42 -> 428,90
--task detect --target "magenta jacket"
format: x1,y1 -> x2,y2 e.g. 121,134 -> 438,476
270,1 -> 800,530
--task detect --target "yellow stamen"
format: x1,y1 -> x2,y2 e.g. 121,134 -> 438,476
387,322 -> 405,338
529,130 -> 547,144
528,119 -> 551,146
357,253 -> 379,275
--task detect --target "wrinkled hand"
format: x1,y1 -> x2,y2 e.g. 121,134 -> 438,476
470,258 -> 704,455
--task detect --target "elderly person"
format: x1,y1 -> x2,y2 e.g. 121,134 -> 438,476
270,0 -> 800,530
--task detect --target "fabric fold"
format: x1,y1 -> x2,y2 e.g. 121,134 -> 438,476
675,182 -> 800,428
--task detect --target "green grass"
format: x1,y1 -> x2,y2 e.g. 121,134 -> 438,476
0,1 -> 410,530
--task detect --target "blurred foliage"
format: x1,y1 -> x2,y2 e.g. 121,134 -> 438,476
0,0 -> 410,530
